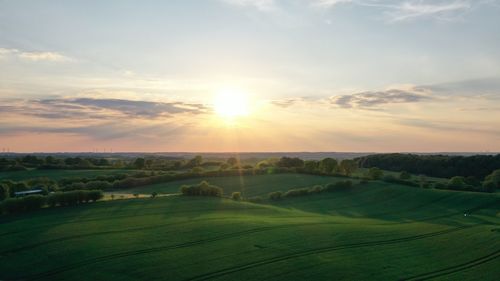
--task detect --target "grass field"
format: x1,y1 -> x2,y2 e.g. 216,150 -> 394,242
0,169 -> 138,181
0,179 -> 498,281
111,173 -> 354,197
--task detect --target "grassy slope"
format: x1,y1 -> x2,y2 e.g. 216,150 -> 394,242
0,169 -> 138,181
0,181 -> 499,281
111,173 -> 353,197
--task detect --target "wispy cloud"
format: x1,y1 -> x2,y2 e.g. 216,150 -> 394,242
219,0 -> 276,11
400,118 -> 500,137
330,88 -> 431,108
385,0 -> 472,22
0,48 -> 73,62
225,0 -> 484,22
0,98 -> 209,121
311,0 -> 353,8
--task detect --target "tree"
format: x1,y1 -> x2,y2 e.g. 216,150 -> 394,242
179,181 -> 222,197
227,157 -> 238,167
399,171 -> 411,180
151,192 -> 158,198
419,175 -> 429,188
277,157 -> 304,168
339,159 -> 358,176
319,158 -> 338,174
368,167 -> 383,180
185,155 -> 203,168
231,192 -> 242,201
268,191 -> 282,200
133,158 -> 146,169
484,169 -> 500,189
303,160 -> 319,172
448,176 -> 466,190
0,183 -> 9,201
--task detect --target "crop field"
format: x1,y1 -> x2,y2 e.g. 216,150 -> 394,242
1,179 -> 498,281
111,173 -> 354,197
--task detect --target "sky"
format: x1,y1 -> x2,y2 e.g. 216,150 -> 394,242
0,0 -> 499,153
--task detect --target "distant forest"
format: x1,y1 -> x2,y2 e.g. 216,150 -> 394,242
356,153 -> 500,179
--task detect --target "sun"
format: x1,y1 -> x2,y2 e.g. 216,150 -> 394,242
213,89 -> 249,118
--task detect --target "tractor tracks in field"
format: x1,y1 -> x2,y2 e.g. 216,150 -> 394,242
181,225 -> 477,281
0,216 -> 263,255
17,221 -> 342,280
0,206 -> 265,237
21,224 -> 477,280
401,249 -> 500,280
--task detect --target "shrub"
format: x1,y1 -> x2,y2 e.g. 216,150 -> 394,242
180,181 -> 222,197
87,190 -> 103,202
0,195 -> 46,214
481,181 -> 496,193
447,176 -> 467,190
231,192 -> 242,201
1,198 -> 24,213
309,185 -> 324,194
325,180 -> 353,192
268,191 -> 282,201
23,195 -> 46,210
85,181 -> 112,190
383,175 -> 396,182
432,182 -> 447,189
284,188 -> 310,198
399,171 -> 411,180
368,167 -> 383,180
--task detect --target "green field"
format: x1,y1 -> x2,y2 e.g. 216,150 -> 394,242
1,178 -> 499,280
0,169 -> 138,181
111,173 -> 353,197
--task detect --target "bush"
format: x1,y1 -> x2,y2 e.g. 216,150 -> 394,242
284,188 -> 310,198
432,182 -> 447,189
368,167 -> 383,180
399,171 -> 411,180
481,181 -> 495,193
87,190 -> 104,202
231,192 -> 242,201
309,185 -> 324,194
0,195 -> 46,214
447,176 -> 467,190
85,181 -> 112,190
1,198 -> 24,213
23,195 -> 46,210
47,190 -> 102,207
268,191 -> 283,200
325,180 -> 353,192
180,181 -> 223,197
382,175 -> 419,187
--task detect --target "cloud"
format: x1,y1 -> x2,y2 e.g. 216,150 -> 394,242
329,88 -> 431,108
314,0 -> 483,22
311,0 -> 352,8
0,121 -> 191,141
0,97 -> 209,121
219,0 -> 276,11
400,118 -> 500,137
0,48 -> 73,62
385,0 -> 472,22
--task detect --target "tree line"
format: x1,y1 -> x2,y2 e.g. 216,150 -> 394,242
356,153 -> 500,179
0,190 -> 103,215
